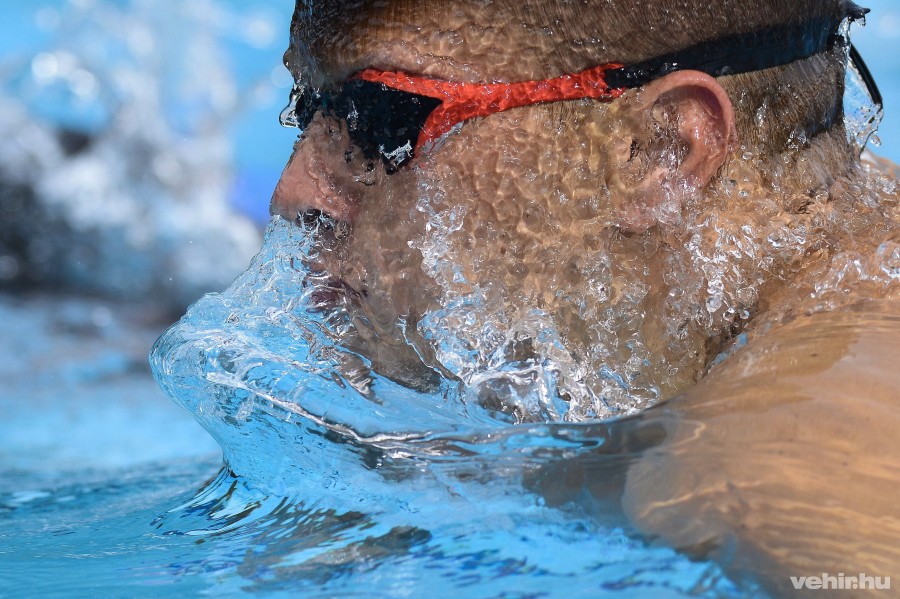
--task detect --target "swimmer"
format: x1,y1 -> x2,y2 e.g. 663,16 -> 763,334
270,0 -> 900,595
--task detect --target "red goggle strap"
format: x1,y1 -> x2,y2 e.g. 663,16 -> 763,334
355,64 -> 626,153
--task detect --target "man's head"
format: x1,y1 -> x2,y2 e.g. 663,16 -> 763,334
269,0 -> 868,420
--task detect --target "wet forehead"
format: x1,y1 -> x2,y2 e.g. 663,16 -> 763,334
286,0 -> 628,87
286,0 -> 842,88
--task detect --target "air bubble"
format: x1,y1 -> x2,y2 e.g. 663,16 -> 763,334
877,241 -> 900,279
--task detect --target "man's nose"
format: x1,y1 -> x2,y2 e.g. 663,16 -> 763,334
270,115 -> 361,224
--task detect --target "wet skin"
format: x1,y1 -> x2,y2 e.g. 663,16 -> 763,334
530,300 -> 900,598
273,23 -> 743,413
270,4 -> 900,597
623,302 -> 900,598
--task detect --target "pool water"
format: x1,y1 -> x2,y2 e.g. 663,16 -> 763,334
0,292 -> 756,598
2,2 -> 899,597
1,435 -> 742,598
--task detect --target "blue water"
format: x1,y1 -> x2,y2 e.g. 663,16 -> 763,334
2,2 -> 899,597
0,292 -> 744,598
0,231 -> 755,597
0,450 -> 739,598
1,429 -> 738,598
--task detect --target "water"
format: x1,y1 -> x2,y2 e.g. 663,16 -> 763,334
3,1 -> 900,597
0,456 -> 737,598
1,459 -> 221,597
0,295 -> 746,598
0,286 -> 752,597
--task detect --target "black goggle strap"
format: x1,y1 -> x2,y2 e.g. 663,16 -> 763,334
282,3 -> 880,160
849,43 -> 883,110
605,3 -> 872,89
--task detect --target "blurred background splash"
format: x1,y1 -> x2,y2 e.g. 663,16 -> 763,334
0,0 -> 294,474
0,0 -> 897,489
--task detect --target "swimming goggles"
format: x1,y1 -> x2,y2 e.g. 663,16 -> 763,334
280,3 -> 881,171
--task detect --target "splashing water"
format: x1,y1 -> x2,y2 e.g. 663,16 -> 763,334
146,217 -> 756,595
143,151 -> 896,597
409,178 -> 661,422
153,218 -> 489,457
152,154 -> 900,451
145,151 -> 900,595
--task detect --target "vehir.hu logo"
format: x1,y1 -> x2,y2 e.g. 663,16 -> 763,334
790,573 -> 891,591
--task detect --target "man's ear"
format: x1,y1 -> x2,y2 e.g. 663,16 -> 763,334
606,70 -> 737,233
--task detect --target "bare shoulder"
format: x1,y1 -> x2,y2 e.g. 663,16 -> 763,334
623,300 -> 900,597
679,298 -> 900,419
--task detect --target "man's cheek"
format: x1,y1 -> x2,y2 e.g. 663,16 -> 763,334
342,189 -> 437,312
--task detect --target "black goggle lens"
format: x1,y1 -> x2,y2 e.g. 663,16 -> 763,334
282,81 -> 442,171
